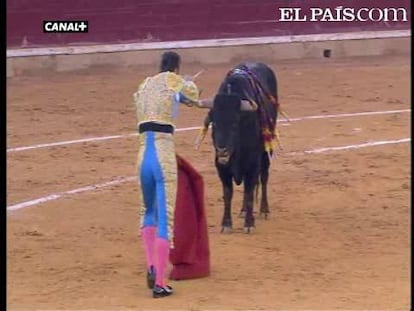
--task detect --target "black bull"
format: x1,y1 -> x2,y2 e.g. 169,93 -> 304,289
203,62 -> 278,233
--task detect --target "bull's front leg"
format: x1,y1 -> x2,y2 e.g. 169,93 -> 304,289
240,176 -> 259,218
259,169 -> 270,219
259,153 -> 271,219
239,197 -> 247,219
219,173 -> 233,233
243,177 -> 256,233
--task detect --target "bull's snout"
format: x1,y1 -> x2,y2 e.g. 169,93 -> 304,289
216,147 -> 230,164
216,147 -> 228,157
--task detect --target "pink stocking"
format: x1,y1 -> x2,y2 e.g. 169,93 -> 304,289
141,226 -> 157,269
155,237 -> 170,287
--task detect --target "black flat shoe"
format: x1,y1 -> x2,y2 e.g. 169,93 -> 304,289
146,266 -> 156,289
153,285 -> 173,298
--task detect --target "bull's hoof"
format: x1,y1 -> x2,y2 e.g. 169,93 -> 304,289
221,226 -> 233,234
238,211 -> 246,218
259,212 -> 270,220
243,226 -> 255,234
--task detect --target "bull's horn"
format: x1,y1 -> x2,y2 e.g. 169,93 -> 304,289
197,98 -> 214,109
240,100 -> 258,111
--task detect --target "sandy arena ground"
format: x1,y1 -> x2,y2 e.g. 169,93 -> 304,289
7,54 -> 411,310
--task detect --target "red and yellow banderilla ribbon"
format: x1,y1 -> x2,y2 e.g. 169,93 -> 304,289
194,126 -> 209,150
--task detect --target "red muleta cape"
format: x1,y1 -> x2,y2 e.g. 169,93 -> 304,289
169,155 -> 210,280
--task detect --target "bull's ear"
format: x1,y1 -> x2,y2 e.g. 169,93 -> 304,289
240,100 -> 258,111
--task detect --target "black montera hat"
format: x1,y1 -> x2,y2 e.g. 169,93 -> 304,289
160,51 -> 181,72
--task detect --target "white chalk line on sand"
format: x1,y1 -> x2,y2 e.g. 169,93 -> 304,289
285,137 -> 410,156
7,137 -> 410,212
7,177 -> 137,211
7,108 -> 410,153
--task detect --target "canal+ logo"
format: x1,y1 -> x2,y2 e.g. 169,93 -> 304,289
43,21 -> 88,33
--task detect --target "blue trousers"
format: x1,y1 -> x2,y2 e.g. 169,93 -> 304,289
137,131 -> 177,243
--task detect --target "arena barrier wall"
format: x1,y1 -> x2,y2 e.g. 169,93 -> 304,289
6,1 -> 411,77
7,0 -> 410,48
